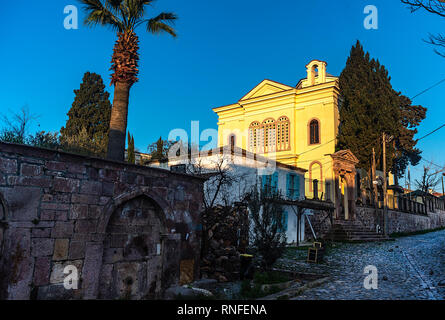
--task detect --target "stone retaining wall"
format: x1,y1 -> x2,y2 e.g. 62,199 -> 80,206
305,206 -> 445,241
0,142 -> 204,300
356,206 -> 445,234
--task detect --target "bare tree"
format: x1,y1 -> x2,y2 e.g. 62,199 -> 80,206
401,0 -> 445,57
0,106 -> 39,144
186,153 -> 247,210
415,165 -> 443,193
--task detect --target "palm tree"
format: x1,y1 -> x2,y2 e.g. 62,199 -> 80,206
80,0 -> 177,161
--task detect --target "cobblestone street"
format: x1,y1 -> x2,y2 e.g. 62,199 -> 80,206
275,230 -> 445,300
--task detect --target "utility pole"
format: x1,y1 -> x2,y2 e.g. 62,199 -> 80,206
442,173 -> 445,211
442,173 -> 444,197
372,148 -> 377,206
407,167 -> 411,191
382,133 -> 388,236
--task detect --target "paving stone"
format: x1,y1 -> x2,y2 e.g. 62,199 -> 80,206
53,239 -> 70,261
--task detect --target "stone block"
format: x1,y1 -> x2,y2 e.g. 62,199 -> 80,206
98,264 -> 113,297
80,181 -> 102,195
53,177 -> 79,193
51,221 -> 74,238
8,176 -> 52,188
86,167 -> 99,180
32,228 -> 52,238
102,182 -> 115,196
82,243 -> 103,299
20,164 -> 42,176
103,248 -> 124,264
46,161 -> 67,172
71,194 -> 98,205
9,221 -> 54,228
67,163 -> 86,175
99,196 -> 111,206
50,260 -> 83,284
72,233 -> 92,242
41,202 -> 70,211
70,204 -> 88,220
68,241 -> 85,260
41,210 -> 68,221
75,220 -> 97,234
98,168 -> 118,182
88,205 -> 102,219
0,157 -> 17,174
33,256 -> 51,286
0,187 -> 41,221
53,239 -> 69,261
36,284 -> 78,300
179,259 -> 195,285
31,238 -> 54,257
121,172 -> 137,184
7,256 -> 35,300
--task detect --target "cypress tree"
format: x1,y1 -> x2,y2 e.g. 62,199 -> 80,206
338,41 -> 426,181
127,132 -> 135,164
60,72 -> 111,157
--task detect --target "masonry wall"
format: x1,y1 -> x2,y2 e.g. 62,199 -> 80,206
0,142 -> 204,300
356,206 -> 445,234
305,206 -> 445,241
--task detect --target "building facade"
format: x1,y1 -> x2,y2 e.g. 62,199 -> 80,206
213,60 -> 358,220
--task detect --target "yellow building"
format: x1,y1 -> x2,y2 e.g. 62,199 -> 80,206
213,60 -> 359,219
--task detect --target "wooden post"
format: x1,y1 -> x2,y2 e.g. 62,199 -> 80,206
296,207 -> 300,247
313,179 -> 319,200
383,133 -> 388,236
372,148 -> 377,206
442,173 -> 445,199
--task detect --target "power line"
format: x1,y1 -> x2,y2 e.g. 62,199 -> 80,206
297,138 -> 336,156
409,77 -> 445,142
417,123 -> 445,141
419,156 -> 444,169
411,77 -> 445,100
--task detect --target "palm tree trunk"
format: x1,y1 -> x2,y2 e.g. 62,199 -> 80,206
107,81 -> 131,161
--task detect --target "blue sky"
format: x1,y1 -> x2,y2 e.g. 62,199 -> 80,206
1,0 -> 444,185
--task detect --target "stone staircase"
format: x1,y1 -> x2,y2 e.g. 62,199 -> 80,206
324,220 -> 392,242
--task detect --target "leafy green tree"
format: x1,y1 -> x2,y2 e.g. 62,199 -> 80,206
127,132 -> 135,164
62,127 -> 107,157
79,0 -> 178,161
147,137 -> 175,161
337,41 -> 425,180
60,72 -> 111,157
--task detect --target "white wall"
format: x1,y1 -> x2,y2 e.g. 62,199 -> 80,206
150,151 -> 308,244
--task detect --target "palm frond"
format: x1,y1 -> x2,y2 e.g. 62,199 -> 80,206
124,0 -> 155,26
79,0 -> 124,31
146,12 -> 177,37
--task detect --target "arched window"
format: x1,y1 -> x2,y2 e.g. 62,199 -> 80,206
277,116 -> 290,151
263,118 -> 276,153
309,119 -> 320,145
249,121 -> 261,153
